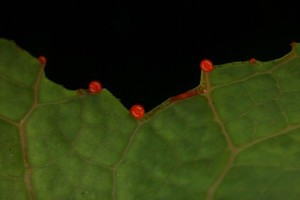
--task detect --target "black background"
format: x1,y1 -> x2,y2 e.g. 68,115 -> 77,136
1,1 -> 300,112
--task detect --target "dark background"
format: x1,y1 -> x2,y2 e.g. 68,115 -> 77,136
1,1 -> 300,112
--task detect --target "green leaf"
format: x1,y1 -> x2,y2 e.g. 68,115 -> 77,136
1,38 -> 300,199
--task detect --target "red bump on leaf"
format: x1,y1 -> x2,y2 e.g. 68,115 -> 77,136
200,59 -> 214,72
130,104 -> 145,120
170,90 -> 198,103
88,80 -> 102,94
38,56 -> 47,65
249,58 -> 256,64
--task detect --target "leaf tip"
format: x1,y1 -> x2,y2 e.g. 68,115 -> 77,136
290,41 -> 300,55
88,80 -> 103,94
38,55 -> 47,65
200,59 -> 214,72
130,104 -> 145,120
249,58 -> 256,64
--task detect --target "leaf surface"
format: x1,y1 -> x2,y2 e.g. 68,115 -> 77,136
1,38 -> 300,199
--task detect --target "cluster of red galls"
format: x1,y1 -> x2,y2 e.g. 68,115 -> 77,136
38,56 -> 214,120
88,80 -> 145,120
87,59 -> 214,120
38,55 -> 256,121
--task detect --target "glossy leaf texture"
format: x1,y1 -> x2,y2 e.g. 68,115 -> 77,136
1,38 -> 300,200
